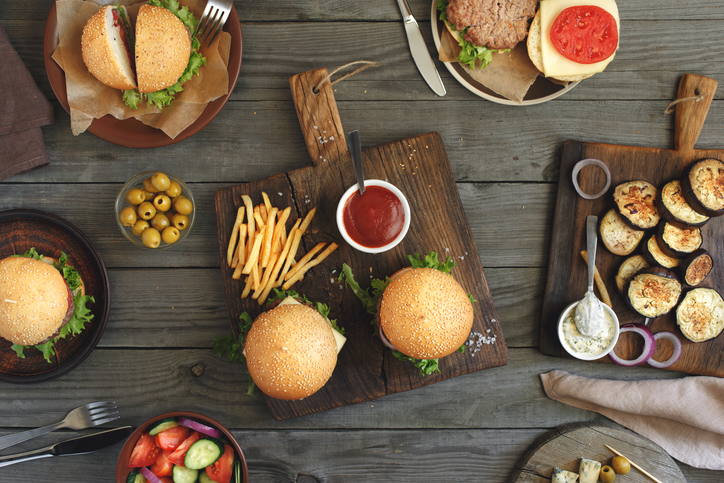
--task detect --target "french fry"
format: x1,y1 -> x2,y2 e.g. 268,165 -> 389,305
251,264 -> 260,291
226,206 -> 245,267
262,192 -> 272,214
580,250 -> 612,308
278,227 -> 303,285
253,253 -> 279,300
299,207 -> 316,234
258,223 -> 297,304
283,243 -> 339,290
241,195 -> 254,257
242,225 -> 266,275
241,274 -> 253,298
260,204 -> 268,224
231,225 -> 248,279
279,222 -> 287,248
260,207 -> 277,268
270,207 -> 289,258
285,242 -> 326,281
253,212 -> 265,230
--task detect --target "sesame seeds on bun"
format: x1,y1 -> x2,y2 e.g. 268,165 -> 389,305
0,257 -> 70,346
244,303 -> 338,400
379,267 -> 473,360
81,6 -> 137,91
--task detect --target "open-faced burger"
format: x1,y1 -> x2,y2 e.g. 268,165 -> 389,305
615,254 -> 649,294
657,179 -> 709,228
641,234 -> 682,269
599,208 -> 645,256
656,221 -> 702,258
625,267 -> 682,319
676,287 -> 724,342
613,180 -> 660,230
681,158 -> 724,217
678,248 -> 713,287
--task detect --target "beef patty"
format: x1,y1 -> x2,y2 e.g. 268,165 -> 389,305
446,0 -> 537,50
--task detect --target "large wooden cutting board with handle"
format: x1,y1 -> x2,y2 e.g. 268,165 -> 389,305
507,422 -> 685,483
541,74 -> 724,375
215,68 -> 509,420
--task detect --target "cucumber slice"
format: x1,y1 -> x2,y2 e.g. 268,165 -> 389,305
183,438 -> 224,470
198,472 -> 215,483
172,465 -> 198,483
126,470 -> 147,483
148,417 -> 178,436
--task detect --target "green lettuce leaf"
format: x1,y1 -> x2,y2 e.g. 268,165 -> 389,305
436,0 -> 500,70
266,288 -> 344,335
392,350 -> 440,376
407,251 -> 456,273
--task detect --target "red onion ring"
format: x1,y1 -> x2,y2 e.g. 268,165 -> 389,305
378,321 -> 397,351
647,331 -> 682,369
178,417 -> 222,438
139,467 -> 164,483
609,324 -> 656,366
572,158 -> 611,200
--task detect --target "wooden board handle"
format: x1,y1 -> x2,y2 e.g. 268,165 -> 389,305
289,69 -> 348,167
674,74 -> 718,152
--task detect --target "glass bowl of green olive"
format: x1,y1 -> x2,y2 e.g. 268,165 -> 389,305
115,171 -> 195,249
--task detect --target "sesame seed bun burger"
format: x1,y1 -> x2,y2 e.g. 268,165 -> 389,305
0,249 -> 94,363
242,295 -> 346,400
81,1 -> 206,110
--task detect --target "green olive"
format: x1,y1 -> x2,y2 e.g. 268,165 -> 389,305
142,189 -> 155,201
162,226 -> 180,244
599,465 -> 616,483
174,197 -> 193,215
119,207 -> 137,226
172,213 -> 189,230
151,213 -> 170,231
165,180 -> 182,198
151,172 -> 171,191
132,219 -> 150,236
143,177 -> 160,193
153,194 -> 172,212
611,457 -> 630,475
138,202 -> 156,220
141,227 -> 161,248
125,188 -> 145,205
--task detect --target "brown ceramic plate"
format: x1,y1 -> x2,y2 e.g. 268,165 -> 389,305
42,2 -> 243,148
116,411 -> 249,483
0,209 -> 111,383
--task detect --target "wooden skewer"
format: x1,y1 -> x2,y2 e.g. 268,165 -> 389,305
605,445 -> 663,483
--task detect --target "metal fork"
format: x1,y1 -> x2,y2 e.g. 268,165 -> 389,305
0,401 -> 119,451
196,0 -> 233,48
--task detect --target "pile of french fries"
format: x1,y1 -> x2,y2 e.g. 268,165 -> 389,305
226,192 -> 338,305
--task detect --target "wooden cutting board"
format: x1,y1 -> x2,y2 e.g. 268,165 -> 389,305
540,74 -> 724,375
507,422 -> 685,483
215,68 -> 509,420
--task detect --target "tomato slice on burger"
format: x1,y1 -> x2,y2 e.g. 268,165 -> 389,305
155,425 -> 190,451
167,431 -> 201,466
550,5 -> 618,64
205,444 -> 235,483
150,449 -> 174,477
128,433 -> 161,468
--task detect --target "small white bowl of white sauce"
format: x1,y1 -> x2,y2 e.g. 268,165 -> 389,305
558,301 -> 620,361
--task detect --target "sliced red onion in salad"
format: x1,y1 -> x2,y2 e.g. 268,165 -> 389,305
178,417 -> 222,439
647,331 -> 682,369
139,466 -> 164,483
609,324 -> 656,367
377,320 -> 397,351
572,158 -> 611,200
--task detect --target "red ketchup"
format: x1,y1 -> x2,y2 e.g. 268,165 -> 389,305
342,185 -> 405,248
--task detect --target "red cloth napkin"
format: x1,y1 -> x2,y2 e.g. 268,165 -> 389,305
0,22 -> 54,181
541,370 -> 724,470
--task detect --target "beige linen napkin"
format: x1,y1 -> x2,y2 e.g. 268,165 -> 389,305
540,370 -> 724,470
0,22 -> 54,180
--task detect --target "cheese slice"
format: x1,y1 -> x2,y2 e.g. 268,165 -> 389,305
552,467 -> 579,483
540,0 -> 620,78
579,458 -> 601,483
278,296 -> 346,354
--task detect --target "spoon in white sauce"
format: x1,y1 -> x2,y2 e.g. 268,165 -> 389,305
574,215 -> 605,337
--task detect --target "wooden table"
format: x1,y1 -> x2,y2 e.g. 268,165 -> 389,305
0,1 -> 722,481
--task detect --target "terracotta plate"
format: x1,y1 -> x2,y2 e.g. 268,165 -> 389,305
42,3 -> 243,148
430,1 -> 578,105
0,209 -> 111,383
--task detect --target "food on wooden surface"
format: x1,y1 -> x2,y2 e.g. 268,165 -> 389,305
681,158 -> 724,217
340,185 -> 405,249
81,1 -> 206,110
647,331 -> 682,369
552,467 -> 579,483
571,158 -> 611,200
676,288 -> 724,342
611,456 -> 630,475
609,323 -> 655,367
657,179 -> 709,227
613,180 -> 659,230
528,0 -> 619,81
560,301 -> 618,358
243,297 -> 345,400
438,0 -> 538,69
678,249 -> 713,287
579,458 -> 601,483
641,234 -> 681,269
615,255 -> 649,294
657,222 -> 702,258
625,267 -> 682,319
599,209 -> 644,256
580,250 -> 612,307
227,193 -> 337,305
599,465 -> 616,483
0,248 -> 94,363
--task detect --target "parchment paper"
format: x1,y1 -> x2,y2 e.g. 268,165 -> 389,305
52,0 -> 231,139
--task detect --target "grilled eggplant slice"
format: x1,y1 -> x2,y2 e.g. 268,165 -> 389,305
642,234 -> 682,269
676,288 -> 724,342
613,180 -> 660,230
657,179 -> 709,227
599,208 -> 645,256
657,221 -> 702,258
625,267 -> 682,319
681,158 -> 724,217
678,248 -> 713,287
615,255 -> 649,293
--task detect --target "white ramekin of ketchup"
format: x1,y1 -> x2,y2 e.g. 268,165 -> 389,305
336,180 -> 411,254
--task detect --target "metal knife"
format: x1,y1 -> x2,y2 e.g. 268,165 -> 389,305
396,0 -> 446,96
0,426 -> 133,468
